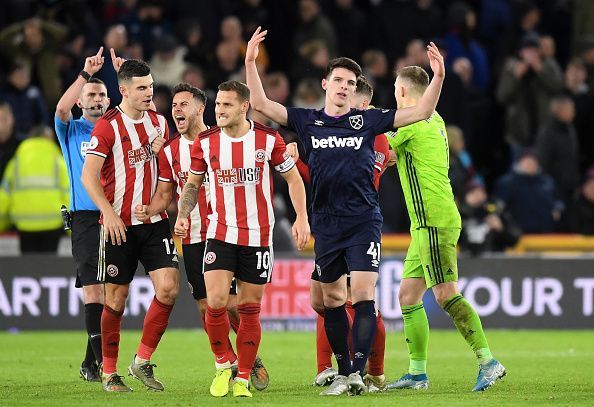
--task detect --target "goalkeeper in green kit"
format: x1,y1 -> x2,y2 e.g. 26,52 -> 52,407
385,66 -> 505,392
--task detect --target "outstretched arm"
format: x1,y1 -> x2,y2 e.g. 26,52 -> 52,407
393,42 -> 445,128
56,47 -> 105,122
245,27 -> 288,126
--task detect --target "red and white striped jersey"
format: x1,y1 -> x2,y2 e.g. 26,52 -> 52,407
158,132 -> 210,244
87,107 -> 169,226
189,121 -> 295,247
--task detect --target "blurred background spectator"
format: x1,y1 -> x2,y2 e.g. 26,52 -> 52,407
458,182 -> 522,255
567,167 -> 594,235
0,126 -> 68,253
494,150 -> 562,234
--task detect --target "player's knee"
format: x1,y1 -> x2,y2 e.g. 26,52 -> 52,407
398,288 -> 418,306
207,292 -> 228,309
310,299 -> 324,315
323,291 -> 346,308
156,281 -> 179,304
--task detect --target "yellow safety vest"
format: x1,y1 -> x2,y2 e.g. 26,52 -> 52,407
0,137 -> 69,232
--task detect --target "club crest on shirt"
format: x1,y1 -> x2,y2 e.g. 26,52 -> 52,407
349,114 -> 363,130
128,144 -> 154,168
255,149 -> 267,163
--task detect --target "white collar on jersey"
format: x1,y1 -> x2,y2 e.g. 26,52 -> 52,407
220,120 -> 255,142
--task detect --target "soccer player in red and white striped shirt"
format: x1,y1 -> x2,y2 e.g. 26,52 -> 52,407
135,83 -> 270,389
82,59 -> 179,393
175,80 -> 310,398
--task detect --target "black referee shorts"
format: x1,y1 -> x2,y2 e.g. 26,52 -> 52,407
71,210 -> 102,288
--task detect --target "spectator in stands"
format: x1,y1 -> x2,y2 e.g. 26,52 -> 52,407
237,0 -> 270,39
207,41 -> 241,90
361,49 -> 393,108
459,182 -> 522,255
0,126 -> 68,253
0,103 -> 21,179
567,167 -> 594,235
293,0 -> 337,58
292,40 -> 329,83
264,72 -> 290,105
152,84 -> 175,131
445,1 -> 489,91
447,125 -> 482,201
564,58 -> 594,171
536,94 -> 580,204
292,78 -> 324,109
221,15 -> 269,72
494,150 -> 561,233
496,33 -> 564,156
0,17 -> 68,107
95,24 -> 128,107
326,0 -> 366,61
120,0 -> 173,60
577,36 -> 594,96
179,18 -> 212,68
0,61 -> 50,136
150,34 -> 188,87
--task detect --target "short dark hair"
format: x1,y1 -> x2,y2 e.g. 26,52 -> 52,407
325,57 -> 362,80
117,59 -> 151,83
396,66 -> 430,95
356,75 -> 373,99
218,80 -> 250,102
172,82 -> 207,105
87,77 -> 106,86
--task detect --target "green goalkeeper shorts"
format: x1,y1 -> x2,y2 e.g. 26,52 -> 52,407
402,226 -> 460,288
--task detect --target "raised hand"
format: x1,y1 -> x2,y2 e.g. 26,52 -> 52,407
427,42 -> 445,79
110,47 -> 126,73
245,26 -> 267,64
83,47 -> 105,75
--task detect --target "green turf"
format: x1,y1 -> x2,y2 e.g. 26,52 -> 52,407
1,329 -> 593,406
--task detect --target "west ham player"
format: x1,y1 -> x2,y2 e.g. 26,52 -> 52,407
245,27 -> 445,396
135,83 -> 269,389
82,59 -> 178,392
175,80 -> 309,398
385,66 -> 505,392
55,47 -> 111,382
287,77 -> 392,391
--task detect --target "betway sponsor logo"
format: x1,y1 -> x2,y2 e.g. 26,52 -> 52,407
311,135 -> 363,150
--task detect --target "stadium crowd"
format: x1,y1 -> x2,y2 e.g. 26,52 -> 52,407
1,0 -> 594,254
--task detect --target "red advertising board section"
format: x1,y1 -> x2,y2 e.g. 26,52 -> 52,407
261,260 -> 315,319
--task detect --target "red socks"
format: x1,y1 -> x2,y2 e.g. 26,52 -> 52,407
236,303 -> 261,381
205,305 -> 231,364
137,296 -> 174,360
101,305 -> 123,375
228,308 -> 240,334
368,311 -> 386,376
315,313 -> 333,373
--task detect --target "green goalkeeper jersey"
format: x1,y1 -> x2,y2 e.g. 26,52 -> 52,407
387,111 -> 461,230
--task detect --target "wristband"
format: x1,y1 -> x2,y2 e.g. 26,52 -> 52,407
79,70 -> 91,81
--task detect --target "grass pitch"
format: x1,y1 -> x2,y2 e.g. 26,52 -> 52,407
1,329 -> 593,406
